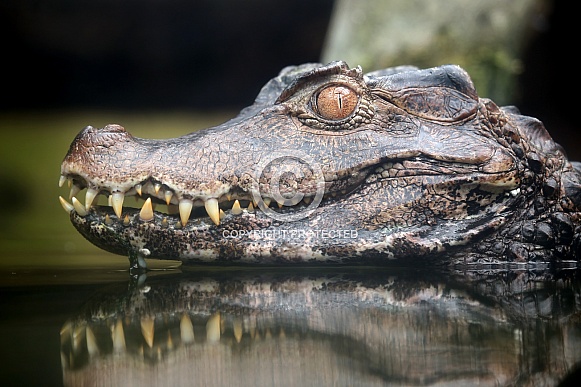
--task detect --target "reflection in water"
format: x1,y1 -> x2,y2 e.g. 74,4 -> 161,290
60,268 -> 581,386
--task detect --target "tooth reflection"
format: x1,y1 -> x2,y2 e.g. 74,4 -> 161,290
86,326 -> 99,357
206,313 -> 221,343
180,314 -> 195,344
141,317 -> 155,348
233,318 -> 243,343
112,319 -> 126,353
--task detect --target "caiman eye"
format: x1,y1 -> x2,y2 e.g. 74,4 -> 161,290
315,85 -> 359,121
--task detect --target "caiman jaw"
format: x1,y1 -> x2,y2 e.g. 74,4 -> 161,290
59,175 -> 234,227
57,175 -> 324,228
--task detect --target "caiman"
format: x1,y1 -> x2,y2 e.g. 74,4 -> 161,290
58,61 -> 581,269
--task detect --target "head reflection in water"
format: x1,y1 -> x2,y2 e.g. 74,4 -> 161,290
60,269 -> 581,386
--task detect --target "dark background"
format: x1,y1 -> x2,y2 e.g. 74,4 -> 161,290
1,0 -> 578,158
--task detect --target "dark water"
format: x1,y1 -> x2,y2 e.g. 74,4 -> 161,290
2,266 -> 581,386
1,112 -> 581,386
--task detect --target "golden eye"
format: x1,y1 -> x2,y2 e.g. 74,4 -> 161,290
315,85 -> 358,121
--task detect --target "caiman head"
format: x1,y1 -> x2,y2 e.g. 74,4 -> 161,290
58,61 -> 581,269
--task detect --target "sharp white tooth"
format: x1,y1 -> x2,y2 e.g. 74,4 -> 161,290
179,199 -> 193,226
164,190 -> 173,205
140,317 -> 155,348
111,192 -> 124,218
135,184 -> 142,196
206,313 -> 220,343
219,209 -> 225,220
85,188 -> 98,209
112,319 -> 126,353
263,198 -> 271,207
58,175 -> 67,187
69,185 -> 81,200
205,198 -> 220,226
105,214 -> 113,225
154,183 -> 161,194
71,197 -> 88,216
180,314 -> 194,344
140,198 -> 154,221
231,200 -> 242,215
247,202 -> 255,213
58,196 -> 74,213
123,215 -> 130,226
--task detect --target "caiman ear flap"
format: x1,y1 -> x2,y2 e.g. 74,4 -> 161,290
369,65 -> 479,122
505,110 -> 566,157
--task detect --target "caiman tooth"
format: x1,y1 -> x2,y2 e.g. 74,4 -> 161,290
179,199 -> 193,226
58,175 -> 67,188
69,184 -> 81,200
164,190 -> 173,205
71,197 -> 88,216
247,202 -> 255,213
140,317 -> 155,348
85,188 -> 98,209
58,196 -> 74,213
111,191 -> 124,218
219,209 -> 226,221
135,184 -> 142,196
154,183 -> 161,194
205,198 -> 220,226
231,200 -> 242,215
112,319 -> 126,353
140,197 -> 154,221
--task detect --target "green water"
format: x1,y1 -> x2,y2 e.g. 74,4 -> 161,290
0,111 -> 231,282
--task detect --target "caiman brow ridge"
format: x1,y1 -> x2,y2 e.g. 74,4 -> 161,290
58,61 -> 581,270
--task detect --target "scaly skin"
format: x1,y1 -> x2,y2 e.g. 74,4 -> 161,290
58,62 -> 581,269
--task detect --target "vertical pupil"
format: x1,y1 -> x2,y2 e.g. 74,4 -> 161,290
316,85 -> 358,120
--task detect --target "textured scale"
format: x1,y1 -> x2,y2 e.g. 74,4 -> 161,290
58,61 -> 581,270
